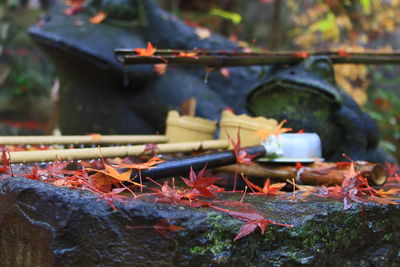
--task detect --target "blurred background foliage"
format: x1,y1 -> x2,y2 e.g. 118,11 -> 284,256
0,0 -> 399,160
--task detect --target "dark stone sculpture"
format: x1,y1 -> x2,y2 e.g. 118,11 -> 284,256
28,0 -> 261,135
248,57 -> 390,162
1,177 -> 399,266
28,0 -> 390,162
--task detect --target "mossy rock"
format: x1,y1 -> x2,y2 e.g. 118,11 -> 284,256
1,177 -> 399,266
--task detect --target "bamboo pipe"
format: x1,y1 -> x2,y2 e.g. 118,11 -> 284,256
5,140 -> 229,164
114,49 -> 400,66
0,135 -> 168,145
139,145 -> 266,179
215,162 -> 387,186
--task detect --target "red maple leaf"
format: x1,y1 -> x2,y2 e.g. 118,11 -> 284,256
226,208 -> 293,241
242,176 -> 286,196
320,163 -> 368,210
338,49 -> 350,57
151,181 -> 189,204
181,166 -> 221,197
39,159 -> 72,179
23,166 -> 40,180
227,129 -> 258,165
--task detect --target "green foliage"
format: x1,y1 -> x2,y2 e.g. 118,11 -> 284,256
210,8 -> 241,24
365,69 -> 400,159
0,5 -> 55,123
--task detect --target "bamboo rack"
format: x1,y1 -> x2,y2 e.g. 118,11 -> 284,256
5,139 -> 229,164
0,135 -> 168,145
114,49 -> 400,67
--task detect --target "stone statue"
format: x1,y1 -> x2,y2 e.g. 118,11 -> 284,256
28,0 -> 391,162
248,57 -> 390,162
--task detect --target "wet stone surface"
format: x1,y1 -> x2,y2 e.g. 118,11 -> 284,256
0,177 -> 399,266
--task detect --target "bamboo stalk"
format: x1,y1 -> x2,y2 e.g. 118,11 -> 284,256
215,162 -> 387,186
114,49 -> 400,66
6,140 -> 229,164
0,135 -> 168,145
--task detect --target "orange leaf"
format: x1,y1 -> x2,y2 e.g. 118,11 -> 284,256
89,10 -> 107,24
177,51 -> 198,58
134,42 -> 157,57
86,164 -> 143,187
254,119 -> 292,141
375,188 -> 400,197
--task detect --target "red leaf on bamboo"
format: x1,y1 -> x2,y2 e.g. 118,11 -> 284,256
177,51 -> 198,58
134,42 -> 157,57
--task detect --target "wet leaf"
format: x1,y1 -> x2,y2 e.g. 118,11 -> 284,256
181,166 -> 221,197
242,176 -> 286,196
225,208 -> 293,241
